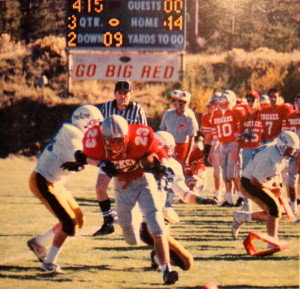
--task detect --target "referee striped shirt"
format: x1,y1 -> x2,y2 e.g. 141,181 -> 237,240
99,100 -> 147,125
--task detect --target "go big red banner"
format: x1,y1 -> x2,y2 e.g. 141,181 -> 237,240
71,53 -> 179,81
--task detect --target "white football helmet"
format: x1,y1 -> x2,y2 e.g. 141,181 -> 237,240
102,115 -> 129,156
155,131 -> 175,157
72,105 -> 103,133
224,90 -> 237,107
218,90 -> 236,109
210,91 -> 222,103
276,131 -> 299,157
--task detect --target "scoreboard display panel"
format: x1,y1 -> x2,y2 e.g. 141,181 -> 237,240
66,0 -> 186,50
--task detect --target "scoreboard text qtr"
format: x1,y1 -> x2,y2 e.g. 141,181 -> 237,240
67,0 -> 186,50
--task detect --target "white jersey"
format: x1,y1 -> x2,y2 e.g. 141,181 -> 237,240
35,123 -> 84,184
161,158 -> 191,200
242,142 -> 289,185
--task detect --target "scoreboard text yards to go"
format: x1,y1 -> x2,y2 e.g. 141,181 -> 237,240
66,0 -> 186,50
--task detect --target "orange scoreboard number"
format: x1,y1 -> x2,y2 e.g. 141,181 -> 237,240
66,0 -> 186,50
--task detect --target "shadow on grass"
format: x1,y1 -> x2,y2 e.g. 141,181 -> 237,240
93,245 -> 149,252
176,285 -> 299,289
194,254 -> 298,261
0,264 -> 111,282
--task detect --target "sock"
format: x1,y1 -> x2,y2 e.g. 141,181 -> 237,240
36,228 -> 55,247
98,199 -> 112,217
225,192 -> 233,204
214,190 -> 220,200
161,263 -> 172,275
98,199 -> 111,212
45,245 -> 62,264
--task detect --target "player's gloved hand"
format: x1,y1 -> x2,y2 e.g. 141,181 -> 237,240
152,164 -> 168,179
197,197 -> 218,205
74,150 -> 87,164
98,161 -> 118,178
144,158 -> 168,179
61,161 -> 85,172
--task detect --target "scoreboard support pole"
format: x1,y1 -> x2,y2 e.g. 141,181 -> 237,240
66,50 -> 72,95
179,51 -> 185,83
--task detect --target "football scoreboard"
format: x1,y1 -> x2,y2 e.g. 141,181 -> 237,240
66,0 -> 186,50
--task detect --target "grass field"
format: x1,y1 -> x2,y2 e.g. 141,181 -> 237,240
0,156 -> 299,289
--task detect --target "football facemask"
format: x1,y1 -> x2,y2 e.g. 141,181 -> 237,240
104,136 -> 128,156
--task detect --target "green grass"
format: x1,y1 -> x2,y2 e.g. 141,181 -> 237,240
0,156 -> 299,289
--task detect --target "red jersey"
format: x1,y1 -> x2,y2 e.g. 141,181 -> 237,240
282,111 -> 300,134
83,124 -> 167,181
240,111 -> 263,149
234,103 -> 248,116
200,109 -> 215,144
189,141 -> 205,163
211,108 -> 243,143
260,104 -> 292,142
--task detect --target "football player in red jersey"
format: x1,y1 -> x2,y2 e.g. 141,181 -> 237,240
64,115 -> 179,285
201,92 -> 223,201
282,93 -> 300,215
209,90 -> 243,206
260,88 -> 293,144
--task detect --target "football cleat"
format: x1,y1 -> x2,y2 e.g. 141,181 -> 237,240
220,201 -> 234,207
93,223 -> 115,236
163,269 -> 179,285
27,238 -> 46,262
234,197 -> 244,207
41,261 -> 63,274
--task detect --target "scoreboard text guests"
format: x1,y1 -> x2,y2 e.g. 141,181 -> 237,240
67,0 -> 186,50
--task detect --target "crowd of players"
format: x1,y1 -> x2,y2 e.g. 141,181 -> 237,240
26,81 -> 300,285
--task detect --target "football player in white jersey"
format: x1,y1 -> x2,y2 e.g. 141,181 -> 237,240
141,131 -> 216,271
231,131 -> 299,241
28,105 -> 103,273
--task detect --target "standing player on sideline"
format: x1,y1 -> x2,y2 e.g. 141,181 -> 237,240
28,105 -> 103,273
93,80 -> 148,236
65,115 -> 179,285
260,88 -> 292,144
159,91 -> 199,165
209,90 -> 244,207
282,93 -> 300,215
231,131 -> 299,240
201,92 -> 223,202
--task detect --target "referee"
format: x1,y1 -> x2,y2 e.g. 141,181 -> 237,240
93,80 -> 148,236
99,80 -> 147,125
